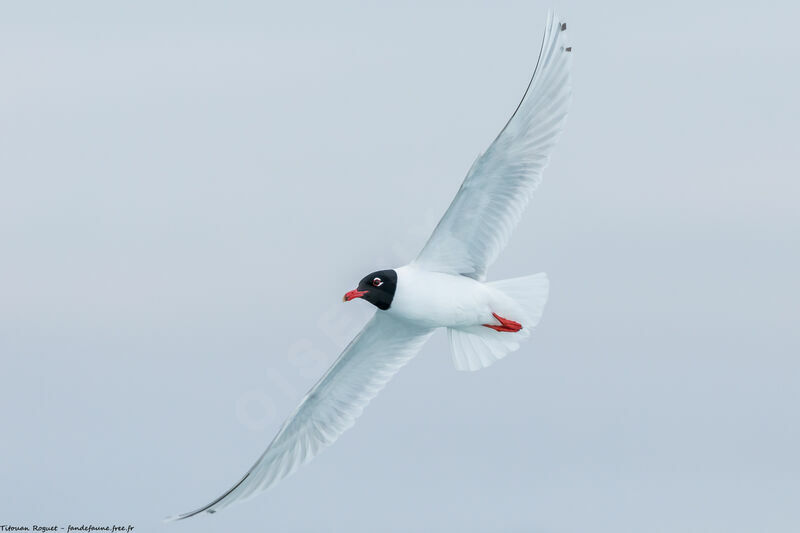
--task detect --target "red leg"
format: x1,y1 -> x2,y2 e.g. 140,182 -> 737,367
482,312 -> 522,332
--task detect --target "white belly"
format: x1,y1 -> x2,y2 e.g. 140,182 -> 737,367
385,265 -> 493,328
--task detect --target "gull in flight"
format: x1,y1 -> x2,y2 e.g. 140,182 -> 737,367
172,10 -> 572,520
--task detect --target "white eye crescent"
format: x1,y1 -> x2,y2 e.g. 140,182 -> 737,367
372,277 -> 383,287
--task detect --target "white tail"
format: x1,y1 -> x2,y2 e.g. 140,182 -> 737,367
448,273 -> 549,371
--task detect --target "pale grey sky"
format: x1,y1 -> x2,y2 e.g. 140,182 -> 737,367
1,1 -> 798,532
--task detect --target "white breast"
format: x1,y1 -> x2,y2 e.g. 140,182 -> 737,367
386,265 -> 492,328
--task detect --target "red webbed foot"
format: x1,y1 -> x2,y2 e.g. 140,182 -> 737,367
482,312 -> 522,332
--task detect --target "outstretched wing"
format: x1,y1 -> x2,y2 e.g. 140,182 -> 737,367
171,313 -> 434,519
414,10 -> 573,280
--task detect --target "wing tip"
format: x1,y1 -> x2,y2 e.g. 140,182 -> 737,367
164,508 -> 215,523
549,11 -> 573,54
545,9 -> 571,43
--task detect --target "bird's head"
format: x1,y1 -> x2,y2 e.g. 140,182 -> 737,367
343,269 -> 397,310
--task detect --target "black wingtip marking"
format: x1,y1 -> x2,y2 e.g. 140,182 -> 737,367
565,46 -> 572,52
561,22 -> 567,31
207,510 -> 216,514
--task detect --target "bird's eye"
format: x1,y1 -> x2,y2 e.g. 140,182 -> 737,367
372,277 -> 383,287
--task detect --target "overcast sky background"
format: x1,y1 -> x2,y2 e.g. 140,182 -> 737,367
1,1 -> 798,532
